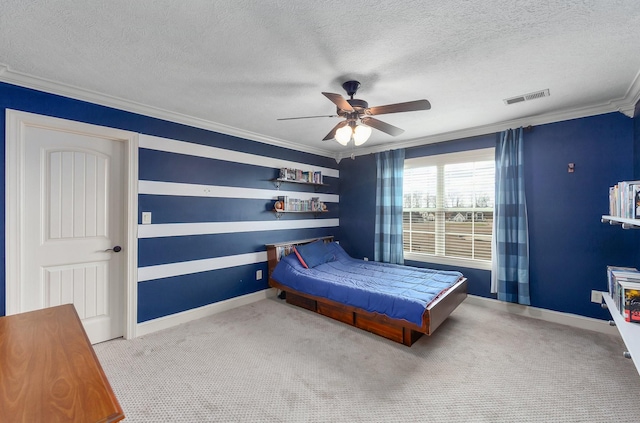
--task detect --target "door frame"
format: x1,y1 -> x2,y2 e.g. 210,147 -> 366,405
5,109 -> 139,340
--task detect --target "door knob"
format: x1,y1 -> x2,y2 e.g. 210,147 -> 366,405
105,246 -> 122,253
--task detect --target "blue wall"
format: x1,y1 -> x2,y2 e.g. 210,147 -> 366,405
3,80 -> 638,323
337,154 -> 376,260
0,82 -> 339,321
339,113 -> 639,320
634,101 -> 640,179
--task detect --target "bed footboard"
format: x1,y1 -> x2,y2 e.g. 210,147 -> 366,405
425,278 -> 468,335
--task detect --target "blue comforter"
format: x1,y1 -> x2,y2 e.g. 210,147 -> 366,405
271,242 -> 464,327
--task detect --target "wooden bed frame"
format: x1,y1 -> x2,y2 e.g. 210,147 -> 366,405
266,238 -> 468,347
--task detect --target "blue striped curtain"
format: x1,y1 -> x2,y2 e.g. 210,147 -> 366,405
491,128 -> 530,305
374,149 -> 405,264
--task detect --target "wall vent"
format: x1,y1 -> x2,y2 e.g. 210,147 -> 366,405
504,89 -> 550,105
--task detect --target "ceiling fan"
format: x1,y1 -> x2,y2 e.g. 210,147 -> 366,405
278,80 -> 431,146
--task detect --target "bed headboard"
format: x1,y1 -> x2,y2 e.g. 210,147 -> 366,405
265,236 -> 334,285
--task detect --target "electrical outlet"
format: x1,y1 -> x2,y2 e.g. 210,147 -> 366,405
256,270 -> 263,280
591,290 -> 603,303
363,257 -> 368,261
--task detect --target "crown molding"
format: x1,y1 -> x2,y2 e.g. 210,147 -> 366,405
0,64 -> 336,159
338,89 -> 640,161
611,68 -> 640,118
340,68 -> 640,160
2,63 -> 638,164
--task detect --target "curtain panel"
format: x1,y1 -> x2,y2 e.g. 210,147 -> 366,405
491,128 -> 530,305
374,149 -> 405,264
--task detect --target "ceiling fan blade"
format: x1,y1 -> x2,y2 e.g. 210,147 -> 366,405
322,92 -> 354,112
360,117 -> 405,137
322,120 -> 348,141
367,99 -> 431,116
277,114 -> 338,121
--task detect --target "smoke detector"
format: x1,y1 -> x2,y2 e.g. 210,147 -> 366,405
504,89 -> 550,105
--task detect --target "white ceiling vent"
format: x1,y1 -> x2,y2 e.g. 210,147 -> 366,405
504,89 -> 550,105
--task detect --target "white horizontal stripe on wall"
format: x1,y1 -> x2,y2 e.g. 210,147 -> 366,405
138,218 -> 340,238
139,134 -> 339,178
139,180 -> 340,203
138,251 -> 268,282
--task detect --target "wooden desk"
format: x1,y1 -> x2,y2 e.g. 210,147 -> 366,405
0,304 -> 124,422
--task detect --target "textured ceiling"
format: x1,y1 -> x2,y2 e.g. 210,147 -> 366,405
2,1 -> 640,159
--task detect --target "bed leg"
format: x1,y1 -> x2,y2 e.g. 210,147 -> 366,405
403,328 -> 423,347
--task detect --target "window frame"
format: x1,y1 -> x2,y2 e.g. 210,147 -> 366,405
403,147 -> 495,270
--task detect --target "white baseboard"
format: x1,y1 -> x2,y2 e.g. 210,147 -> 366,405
464,295 -> 618,336
134,291 -> 618,339
135,288 -> 277,338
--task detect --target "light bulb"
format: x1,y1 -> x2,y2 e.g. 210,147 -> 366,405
353,124 -> 372,146
335,125 -> 352,146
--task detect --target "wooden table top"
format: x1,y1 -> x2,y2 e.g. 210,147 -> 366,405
0,304 -> 124,422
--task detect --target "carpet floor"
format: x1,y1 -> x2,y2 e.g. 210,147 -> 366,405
94,298 -> 640,422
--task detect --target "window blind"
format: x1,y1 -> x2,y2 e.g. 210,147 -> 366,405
403,148 -> 495,268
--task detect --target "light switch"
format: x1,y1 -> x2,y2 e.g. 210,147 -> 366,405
142,212 -> 152,224
256,270 -> 263,280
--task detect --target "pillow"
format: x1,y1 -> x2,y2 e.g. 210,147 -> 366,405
293,247 -> 309,269
293,240 -> 335,269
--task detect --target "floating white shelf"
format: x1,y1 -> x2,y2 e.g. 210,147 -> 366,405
271,178 -> 328,190
602,292 -> 640,375
601,215 -> 640,229
273,210 -> 327,219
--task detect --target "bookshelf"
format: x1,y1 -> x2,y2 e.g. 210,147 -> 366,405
602,292 -> 640,375
273,210 -> 328,219
272,167 -> 329,218
601,215 -> 640,229
602,182 -> 640,375
271,178 -> 328,191
272,168 -> 327,191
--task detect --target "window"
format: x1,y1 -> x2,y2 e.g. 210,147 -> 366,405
403,148 -> 495,270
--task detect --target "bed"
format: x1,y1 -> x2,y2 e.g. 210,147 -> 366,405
266,238 -> 467,346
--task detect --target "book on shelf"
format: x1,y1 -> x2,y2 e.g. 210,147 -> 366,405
618,280 -> 640,323
275,196 -> 326,212
607,266 -> 640,322
278,167 -> 323,184
276,244 -> 297,260
279,168 -> 299,181
607,266 -> 638,297
623,181 -> 640,218
609,186 -> 616,216
634,184 -> 640,219
608,180 -> 640,218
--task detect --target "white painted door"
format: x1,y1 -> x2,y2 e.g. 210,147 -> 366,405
20,124 -> 125,344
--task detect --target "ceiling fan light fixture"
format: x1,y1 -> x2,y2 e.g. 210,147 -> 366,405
279,80 -> 430,145
335,125 -> 352,145
353,124 -> 372,146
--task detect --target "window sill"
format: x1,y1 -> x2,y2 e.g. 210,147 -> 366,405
404,252 -> 492,271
